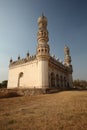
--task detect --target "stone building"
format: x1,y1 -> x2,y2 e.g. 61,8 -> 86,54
8,15 -> 73,89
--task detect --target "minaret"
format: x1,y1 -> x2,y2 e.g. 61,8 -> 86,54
64,45 -> 71,66
64,45 -> 73,88
36,14 -> 50,89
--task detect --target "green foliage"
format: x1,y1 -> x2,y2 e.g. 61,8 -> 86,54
73,79 -> 87,89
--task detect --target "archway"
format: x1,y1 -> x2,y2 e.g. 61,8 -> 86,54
17,72 -> 24,88
64,77 -> 66,87
56,74 -> 59,87
51,72 -> 55,87
60,75 -> 63,88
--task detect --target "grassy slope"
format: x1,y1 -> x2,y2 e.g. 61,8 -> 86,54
0,91 -> 87,130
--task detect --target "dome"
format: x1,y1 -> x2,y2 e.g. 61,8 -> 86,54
37,14 -> 47,24
64,45 -> 69,52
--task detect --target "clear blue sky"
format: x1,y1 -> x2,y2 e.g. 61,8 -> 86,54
0,0 -> 87,82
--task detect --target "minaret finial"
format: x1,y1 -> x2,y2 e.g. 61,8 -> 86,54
65,44 -> 69,48
65,44 -> 67,47
42,12 -> 44,17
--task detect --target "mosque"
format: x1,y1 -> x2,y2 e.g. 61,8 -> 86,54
8,15 -> 73,90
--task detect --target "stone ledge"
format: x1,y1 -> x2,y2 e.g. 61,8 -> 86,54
0,88 -> 48,98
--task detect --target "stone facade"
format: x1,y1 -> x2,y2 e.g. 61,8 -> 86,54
8,15 -> 73,89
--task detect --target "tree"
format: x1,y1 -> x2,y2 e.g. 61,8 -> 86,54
0,80 -> 8,88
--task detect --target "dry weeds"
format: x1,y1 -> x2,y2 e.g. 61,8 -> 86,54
0,91 -> 87,130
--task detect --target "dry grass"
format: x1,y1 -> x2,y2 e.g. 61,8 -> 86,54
0,91 -> 87,130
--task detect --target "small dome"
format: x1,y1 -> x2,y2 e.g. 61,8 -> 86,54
64,45 -> 69,52
65,45 -> 69,49
37,14 -> 47,24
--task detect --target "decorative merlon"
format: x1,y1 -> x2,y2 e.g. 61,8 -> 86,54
9,54 -> 36,67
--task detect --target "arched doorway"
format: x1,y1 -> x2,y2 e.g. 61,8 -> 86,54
17,72 -> 24,88
51,72 -> 55,87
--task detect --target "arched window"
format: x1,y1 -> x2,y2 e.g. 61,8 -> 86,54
64,77 -> 66,87
18,72 -> 24,88
51,72 -> 55,87
60,75 -> 63,88
49,73 -> 51,87
56,74 -> 59,87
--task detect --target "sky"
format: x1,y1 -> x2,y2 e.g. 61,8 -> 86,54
0,0 -> 87,82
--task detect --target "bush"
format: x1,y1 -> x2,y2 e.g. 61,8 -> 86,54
0,80 -> 8,88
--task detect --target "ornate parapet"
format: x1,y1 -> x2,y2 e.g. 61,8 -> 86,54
9,55 -> 36,68
49,56 -> 72,73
